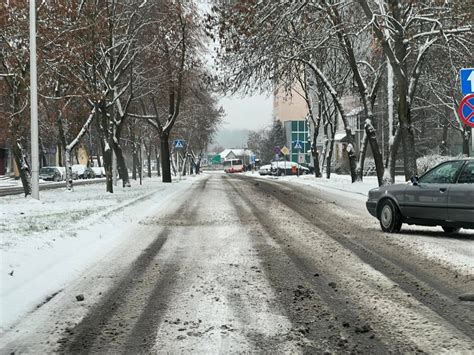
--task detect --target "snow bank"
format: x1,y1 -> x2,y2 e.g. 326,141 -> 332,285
0,176 -> 202,331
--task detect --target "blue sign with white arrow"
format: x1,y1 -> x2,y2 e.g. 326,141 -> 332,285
460,68 -> 474,96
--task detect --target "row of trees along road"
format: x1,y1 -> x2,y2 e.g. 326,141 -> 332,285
208,0 -> 472,185
1,0 -> 223,196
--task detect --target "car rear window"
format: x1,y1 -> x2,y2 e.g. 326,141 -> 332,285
458,161 -> 474,184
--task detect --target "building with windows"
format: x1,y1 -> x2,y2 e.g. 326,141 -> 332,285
284,120 -> 310,164
273,85 -> 311,164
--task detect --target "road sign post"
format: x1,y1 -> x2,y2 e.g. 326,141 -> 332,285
293,140 -> 304,177
173,139 -> 186,180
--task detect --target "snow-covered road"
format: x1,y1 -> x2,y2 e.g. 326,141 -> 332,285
1,173 -> 473,353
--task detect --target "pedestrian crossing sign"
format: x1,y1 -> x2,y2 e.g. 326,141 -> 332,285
174,139 -> 185,149
293,141 -> 303,150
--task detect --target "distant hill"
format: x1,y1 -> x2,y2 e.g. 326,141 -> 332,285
213,128 -> 249,149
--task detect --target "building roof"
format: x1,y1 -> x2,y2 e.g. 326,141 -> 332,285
219,149 -> 253,160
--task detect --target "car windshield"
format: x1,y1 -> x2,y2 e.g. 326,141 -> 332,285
419,161 -> 464,184
40,168 -> 54,174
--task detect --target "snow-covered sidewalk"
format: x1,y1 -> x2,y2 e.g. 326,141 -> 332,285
0,175 -> 203,331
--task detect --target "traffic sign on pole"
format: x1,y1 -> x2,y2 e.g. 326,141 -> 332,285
273,146 -> 281,154
458,94 -> 474,128
460,68 -> 474,96
293,140 -> 303,150
173,139 -> 186,149
281,146 -> 290,155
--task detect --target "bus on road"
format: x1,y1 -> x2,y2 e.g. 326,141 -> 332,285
223,159 -> 244,173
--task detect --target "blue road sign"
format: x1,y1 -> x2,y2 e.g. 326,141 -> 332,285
293,140 -> 303,150
173,139 -> 185,149
460,68 -> 474,96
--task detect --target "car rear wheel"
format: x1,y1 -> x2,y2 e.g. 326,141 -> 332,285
442,226 -> 461,234
379,199 -> 402,233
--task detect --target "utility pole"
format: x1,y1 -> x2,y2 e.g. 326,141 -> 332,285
30,0 -> 39,199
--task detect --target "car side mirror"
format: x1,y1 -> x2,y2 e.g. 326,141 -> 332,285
410,175 -> 419,186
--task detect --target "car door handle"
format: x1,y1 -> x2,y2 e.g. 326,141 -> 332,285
439,188 -> 447,193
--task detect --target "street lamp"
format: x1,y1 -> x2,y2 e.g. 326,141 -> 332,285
30,0 -> 39,199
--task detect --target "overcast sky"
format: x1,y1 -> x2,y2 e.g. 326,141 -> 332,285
219,94 -> 274,131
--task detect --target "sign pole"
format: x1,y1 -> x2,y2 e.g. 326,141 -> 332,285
30,0 -> 39,199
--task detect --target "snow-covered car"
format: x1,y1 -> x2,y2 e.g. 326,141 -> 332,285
270,161 -> 310,176
366,159 -> 474,233
39,167 -> 63,182
91,166 -> 105,178
56,166 -> 66,180
258,164 -> 272,175
72,165 -> 96,179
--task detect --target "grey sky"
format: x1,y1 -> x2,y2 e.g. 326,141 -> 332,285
219,95 -> 274,130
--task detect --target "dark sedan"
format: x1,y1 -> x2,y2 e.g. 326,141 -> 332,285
39,167 -> 62,182
367,159 -> 474,233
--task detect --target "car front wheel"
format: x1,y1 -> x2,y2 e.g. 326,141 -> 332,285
379,199 -> 402,233
442,226 -> 460,234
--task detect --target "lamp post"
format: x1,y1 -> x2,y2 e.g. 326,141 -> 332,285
30,0 -> 39,199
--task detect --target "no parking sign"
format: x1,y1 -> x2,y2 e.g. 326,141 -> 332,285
458,94 -> 474,128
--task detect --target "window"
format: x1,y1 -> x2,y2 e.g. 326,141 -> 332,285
457,161 -> 474,184
419,161 -> 465,184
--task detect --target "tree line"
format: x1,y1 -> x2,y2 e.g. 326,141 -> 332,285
1,0 -> 223,195
208,0 -> 472,185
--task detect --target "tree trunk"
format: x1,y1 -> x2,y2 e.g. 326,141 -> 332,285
440,124 -> 449,156
356,132 -> 369,181
57,143 -> 63,166
311,122 -> 322,177
346,143 -> 357,183
13,139 -> 32,197
383,127 -> 401,185
147,151 -> 152,178
132,143 -> 138,180
365,120 -> 384,186
326,133 -> 336,179
155,145 -> 161,177
462,127 -> 471,157
112,141 -> 131,187
104,143 -> 113,193
65,148 -> 74,191
160,132 -> 172,183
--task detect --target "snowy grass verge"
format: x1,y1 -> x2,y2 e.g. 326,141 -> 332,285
0,175 -> 203,331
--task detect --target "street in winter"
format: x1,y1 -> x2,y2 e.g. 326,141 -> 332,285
1,1 -> 473,354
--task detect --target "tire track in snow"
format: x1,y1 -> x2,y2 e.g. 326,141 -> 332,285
58,178 -> 209,353
229,175 -> 474,352
225,176 -> 388,353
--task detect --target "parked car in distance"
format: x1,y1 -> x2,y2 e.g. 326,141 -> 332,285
91,166 -> 105,178
258,164 -> 272,176
270,161 -> 310,176
366,159 -> 474,233
72,164 -> 96,179
39,167 -> 63,182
